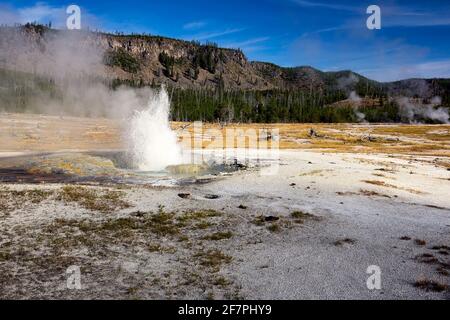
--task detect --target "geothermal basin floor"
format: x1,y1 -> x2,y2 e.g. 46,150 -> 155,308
0,149 -> 449,299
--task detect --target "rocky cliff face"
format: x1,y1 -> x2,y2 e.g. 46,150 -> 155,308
101,33 -> 276,90
100,33 -> 380,93
0,25 -> 370,91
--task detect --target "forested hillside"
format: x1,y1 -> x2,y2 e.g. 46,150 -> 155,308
0,24 -> 449,123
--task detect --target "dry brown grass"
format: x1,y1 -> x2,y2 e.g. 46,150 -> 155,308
266,224 -> 281,233
3,113 -> 449,158
337,189 -> 392,198
414,278 -> 448,292
195,249 -> 233,272
203,231 -> 234,241
362,180 -> 425,195
174,122 -> 450,158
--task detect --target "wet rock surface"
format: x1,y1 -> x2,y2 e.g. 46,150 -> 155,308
24,153 -> 122,176
0,152 -> 247,186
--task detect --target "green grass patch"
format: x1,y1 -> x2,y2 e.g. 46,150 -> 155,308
266,224 -> 281,233
195,249 -> 232,271
57,186 -> 131,213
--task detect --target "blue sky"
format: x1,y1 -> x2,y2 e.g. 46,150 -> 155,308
1,0 -> 450,82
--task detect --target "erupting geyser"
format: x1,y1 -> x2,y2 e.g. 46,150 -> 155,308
128,87 -> 183,171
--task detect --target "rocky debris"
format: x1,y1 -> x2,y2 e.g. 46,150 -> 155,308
415,239 -> 427,246
308,128 -> 326,139
232,159 -> 247,170
361,135 -> 378,142
308,128 -> 318,138
204,194 -> 220,200
263,216 -> 280,222
334,238 -> 356,246
131,211 -> 147,218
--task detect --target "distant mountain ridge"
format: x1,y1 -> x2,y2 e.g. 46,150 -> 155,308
0,23 -> 448,99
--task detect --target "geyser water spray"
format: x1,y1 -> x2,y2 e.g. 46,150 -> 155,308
128,86 -> 182,171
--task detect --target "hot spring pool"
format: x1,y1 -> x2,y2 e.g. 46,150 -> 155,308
0,150 -> 259,186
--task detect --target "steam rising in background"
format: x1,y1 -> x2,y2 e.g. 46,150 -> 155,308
0,26 -> 152,118
397,97 -> 449,124
334,73 -> 449,124
336,75 -> 367,123
0,3 -> 131,119
349,91 -> 362,103
336,73 -> 359,91
348,91 -> 367,123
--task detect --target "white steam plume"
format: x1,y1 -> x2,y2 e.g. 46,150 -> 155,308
336,73 -> 359,91
397,97 -> 449,124
0,26 -> 150,118
128,87 -> 182,171
349,91 -> 362,103
348,91 -> 366,123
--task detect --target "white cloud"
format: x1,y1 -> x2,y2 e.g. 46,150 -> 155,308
384,16 -> 450,28
223,37 -> 269,49
291,0 -> 360,13
184,28 -> 245,41
382,3 -> 450,27
221,37 -> 270,54
183,21 -> 206,30
299,26 -> 351,38
17,2 -> 65,26
292,1 -> 450,27
359,59 -> 450,82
